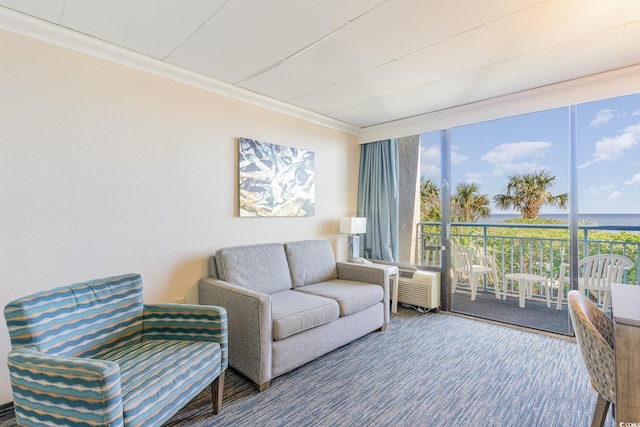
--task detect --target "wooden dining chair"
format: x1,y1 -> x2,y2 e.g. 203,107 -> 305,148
567,290 -> 616,427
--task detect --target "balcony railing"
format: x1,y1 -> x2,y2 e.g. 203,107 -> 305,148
418,221 -> 640,307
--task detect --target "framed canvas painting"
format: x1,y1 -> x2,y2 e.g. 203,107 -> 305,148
238,137 -> 315,217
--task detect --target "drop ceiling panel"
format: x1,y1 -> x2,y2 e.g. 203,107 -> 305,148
514,29 -> 621,88
289,24 -> 395,83
168,23 -> 281,84
330,99 -> 397,128
622,20 -> 640,66
402,26 -> 506,82
61,0 -> 206,59
163,0 -> 227,20
436,61 -> 527,104
238,61 -> 333,101
292,59 -> 426,113
209,0 -> 347,59
332,82 -> 455,128
353,0 -> 483,57
490,0 -> 621,57
321,0 -> 386,21
624,0 -> 640,23
470,0 -> 543,23
0,0 -> 65,23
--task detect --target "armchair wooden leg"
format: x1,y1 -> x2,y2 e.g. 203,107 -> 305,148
211,371 -> 225,414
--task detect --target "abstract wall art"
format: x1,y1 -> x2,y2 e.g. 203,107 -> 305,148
238,137 -> 315,217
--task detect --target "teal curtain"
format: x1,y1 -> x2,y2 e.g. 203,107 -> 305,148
357,139 -> 399,261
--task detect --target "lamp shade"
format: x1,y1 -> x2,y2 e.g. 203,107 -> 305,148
340,217 -> 366,234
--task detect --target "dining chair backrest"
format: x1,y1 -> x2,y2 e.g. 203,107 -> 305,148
567,290 -> 616,426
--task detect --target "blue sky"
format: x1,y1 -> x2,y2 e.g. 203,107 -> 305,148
420,92 -> 640,214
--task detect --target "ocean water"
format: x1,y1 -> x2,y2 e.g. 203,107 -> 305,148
483,213 -> 640,227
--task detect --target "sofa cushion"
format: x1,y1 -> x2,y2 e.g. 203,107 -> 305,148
295,279 -> 383,317
270,290 -> 339,340
284,240 -> 338,288
98,339 -> 221,426
216,243 -> 292,294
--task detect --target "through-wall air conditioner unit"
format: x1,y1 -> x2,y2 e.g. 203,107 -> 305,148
386,263 -> 440,310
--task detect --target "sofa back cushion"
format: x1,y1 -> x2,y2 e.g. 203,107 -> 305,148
215,243 -> 292,294
4,273 -> 144,358
284,240 -> 338,288
208,255 -> 220,279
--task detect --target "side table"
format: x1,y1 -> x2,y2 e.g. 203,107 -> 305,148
374,264 -> 400,313
504,273 -> 552,308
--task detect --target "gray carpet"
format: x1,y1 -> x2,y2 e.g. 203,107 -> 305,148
1,308 -> 614,426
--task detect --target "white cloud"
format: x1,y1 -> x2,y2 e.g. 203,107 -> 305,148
451,151 -> 469,164
420,146 -> 440,179
590,109 -> 616,127
589,184 -> 622,199
624,173 -> 640,186
465,173 -> 483,184
579,123 -> 640,168
609,190 -> 624,200
420,145 -> 468,179
633,109 -> 640,116
481,141 -> 551,175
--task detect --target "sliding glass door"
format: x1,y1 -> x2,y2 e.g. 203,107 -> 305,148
448,108 -> 570,334
414,92 -> 640,334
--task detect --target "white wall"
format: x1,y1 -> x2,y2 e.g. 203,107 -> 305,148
0,29 -> 360,404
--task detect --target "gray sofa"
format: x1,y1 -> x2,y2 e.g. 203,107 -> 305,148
199,239 -> 390,391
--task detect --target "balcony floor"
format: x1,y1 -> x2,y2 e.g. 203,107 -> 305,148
450,289 -> 571,335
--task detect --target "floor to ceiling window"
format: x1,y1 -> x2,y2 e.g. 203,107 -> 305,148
415,94 -> 640,334
447,108 -> 570,334
574,93 -> 640,307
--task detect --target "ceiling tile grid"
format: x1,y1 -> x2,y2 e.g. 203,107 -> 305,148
0,0 -> 637,129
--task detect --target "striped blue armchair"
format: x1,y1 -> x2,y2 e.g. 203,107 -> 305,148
4,273 -> 228,426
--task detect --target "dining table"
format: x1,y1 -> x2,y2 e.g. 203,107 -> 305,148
610,282 -> 640,425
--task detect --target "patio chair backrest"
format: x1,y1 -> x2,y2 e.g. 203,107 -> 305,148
579,254 -> 633,291
451,244 -> 474,274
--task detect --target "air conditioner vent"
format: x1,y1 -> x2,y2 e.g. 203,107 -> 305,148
391,268 -> 440,310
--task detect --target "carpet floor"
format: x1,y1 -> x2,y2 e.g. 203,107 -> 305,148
1,307 -> 614,426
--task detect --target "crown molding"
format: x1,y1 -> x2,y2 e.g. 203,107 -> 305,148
0,7 -> 361,136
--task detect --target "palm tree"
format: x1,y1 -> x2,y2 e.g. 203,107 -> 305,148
420,177 -> 440,221
452,183 -> 491,222
493,169 -> 568,219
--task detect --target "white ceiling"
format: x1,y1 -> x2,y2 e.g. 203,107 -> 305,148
1,0 -> 640,130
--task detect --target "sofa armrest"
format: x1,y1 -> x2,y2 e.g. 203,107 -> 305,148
336,262 -> 390,325
198,277 -> 272,387
8,347 -> 123,426
142,303 -> 229,371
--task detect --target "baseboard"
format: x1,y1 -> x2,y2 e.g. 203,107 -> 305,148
0,402 -> 14,419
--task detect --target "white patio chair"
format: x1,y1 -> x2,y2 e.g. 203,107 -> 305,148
451,244 -> 500,301
556,254 -> 633,311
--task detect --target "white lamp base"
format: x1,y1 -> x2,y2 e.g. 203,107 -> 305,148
347,235 -> 360,262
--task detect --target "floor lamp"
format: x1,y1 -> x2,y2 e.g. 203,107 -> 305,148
340,217 -> 367,262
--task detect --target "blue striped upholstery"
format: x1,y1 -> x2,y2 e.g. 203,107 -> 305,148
5,274 -> 144,358
142,304 -> 228,371
4,273 -> 227,426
